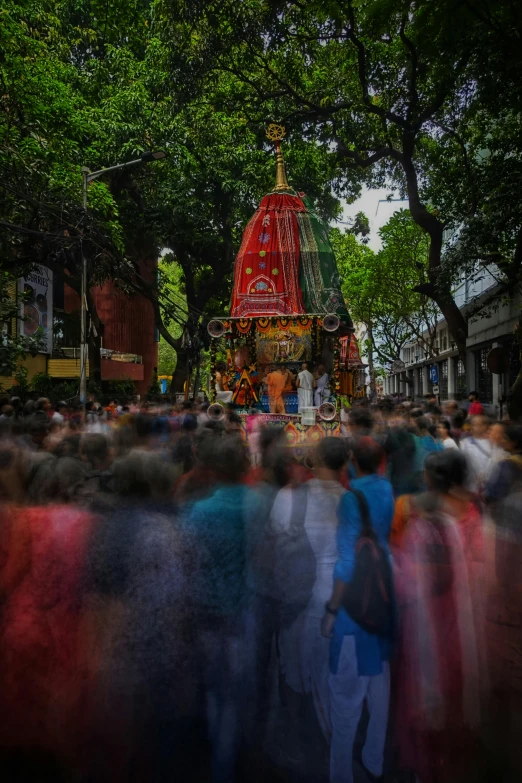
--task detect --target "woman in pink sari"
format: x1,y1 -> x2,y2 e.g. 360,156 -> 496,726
392,450 -> 484,783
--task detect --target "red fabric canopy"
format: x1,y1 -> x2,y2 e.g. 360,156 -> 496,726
231,193 -> 306,317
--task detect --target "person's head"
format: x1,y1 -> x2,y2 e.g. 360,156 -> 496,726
260,427 -> 291,486
314,438 -> 348,479
182,400 -> 192,411
416,416 -> 431,436
213,435 -> 247,484
301,362 -> 308,372
351,437 -> 383,477
317,364 -> 325,375
23,399 -> 35,417
469,391 -> 479,402
425,449 -> 468,494
443,400 -> 459,416
132,414 -> 153,445
81,433 -> 112,470
348,407 -> 374,436
113,451 -> 176,501
10,397 -> 21,412
470,415 -> 490,439
56,401 -> 68,415
437,420 -> 452,440
35,397 -> 51,413
489,422 -> 507,449
503,424 -> 522,454
428,394 -> 437,406
1,405 -> 13,418
28,414 -> 50,448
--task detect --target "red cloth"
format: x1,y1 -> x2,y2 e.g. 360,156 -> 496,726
231,192 -> 305,317
0,504 -> 94,760
469,401 -> 484,415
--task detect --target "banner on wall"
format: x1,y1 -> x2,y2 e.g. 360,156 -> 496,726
19,266 -> 53,354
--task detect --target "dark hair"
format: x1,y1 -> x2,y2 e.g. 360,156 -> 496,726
133,414 -> 153,441
425,450 -> 468,493
416,416 -> 430,433
439,419 -> 451,434
352,437 -> 383,475
316,438 -> 348,472
504,424 -> 522,452
82,433 -> 110,467
469,391 -> 479,398
348,407 -> 374,432
213,435 -> 247,483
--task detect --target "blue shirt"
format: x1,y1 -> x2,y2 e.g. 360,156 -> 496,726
185,484 -> 253,617
331,474 -> 394,676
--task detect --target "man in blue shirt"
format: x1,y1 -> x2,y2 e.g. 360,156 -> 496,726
321,438 -> 395,783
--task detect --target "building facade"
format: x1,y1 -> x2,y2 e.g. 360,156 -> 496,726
2,263 -> 158,398
384,286 -> 521,418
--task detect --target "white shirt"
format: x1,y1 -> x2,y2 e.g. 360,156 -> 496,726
298,370 -> 314,391
442,437 -> 459,450
460,436 -> 494,490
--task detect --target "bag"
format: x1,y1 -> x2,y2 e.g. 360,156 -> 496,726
342,488 -> 393,636
274,484 -> 316,628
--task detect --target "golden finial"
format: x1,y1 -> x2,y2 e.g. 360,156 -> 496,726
267,124 -> 291,193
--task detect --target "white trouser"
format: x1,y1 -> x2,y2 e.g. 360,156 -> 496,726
329,636 -> 390,783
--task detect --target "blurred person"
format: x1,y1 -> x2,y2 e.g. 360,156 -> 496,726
417,416 -> 443,455
265,365 -> 287,414
297,438 -> 348,741
175,427 -> 218,504
485,421 -> 509,482
81,450 -> 196,782
385,415 -> 423,496
438,419 -> 459,450
296,361 -> 314,412
468,391 -> 484,416
460,415 -> 493,492
314,364 -> 330,408
35,397 -> 51,416
184,435 -> 253,783
79,433 -> 114,508
246,408 -> 264,467
321,438 -> 394,783
0,441 -> 95,779
52,401 -> 68,425
393,450 -> 483,783
482,424 -> 522,779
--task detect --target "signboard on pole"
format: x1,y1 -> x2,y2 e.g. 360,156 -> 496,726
429,365 -> 439,385
19,266 -> 53,353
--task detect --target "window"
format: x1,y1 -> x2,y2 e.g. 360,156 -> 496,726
455,357 -> 467,398
439,359 -> 448,400
438,328 -> 448,352
475,347 -> 493,403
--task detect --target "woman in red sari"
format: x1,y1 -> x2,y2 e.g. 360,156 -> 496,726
0,442 -> 95,776
392,450 -> 485,783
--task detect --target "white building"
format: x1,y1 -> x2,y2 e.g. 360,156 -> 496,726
383,275 -> 521,418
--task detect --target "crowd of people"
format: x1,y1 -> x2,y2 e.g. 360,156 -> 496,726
0,390 -> 521,783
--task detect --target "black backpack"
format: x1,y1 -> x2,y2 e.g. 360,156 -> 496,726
342,488 -> 393,636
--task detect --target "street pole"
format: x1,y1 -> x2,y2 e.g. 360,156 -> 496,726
78,151 -> 165,407
80,167 -> 89,406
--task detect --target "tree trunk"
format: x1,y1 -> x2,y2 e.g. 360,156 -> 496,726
170,345 -> 190,395
401,146 -> 469,362
366,323 -> 376,395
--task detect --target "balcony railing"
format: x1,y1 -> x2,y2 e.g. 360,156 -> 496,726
52,347 -> 142,364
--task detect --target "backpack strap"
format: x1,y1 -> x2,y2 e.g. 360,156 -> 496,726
350,487 -> 373,537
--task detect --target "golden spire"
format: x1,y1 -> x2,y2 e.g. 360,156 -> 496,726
267,123 -> 292,193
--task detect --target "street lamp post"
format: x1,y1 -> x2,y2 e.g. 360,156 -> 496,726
79,151 -> 165,405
